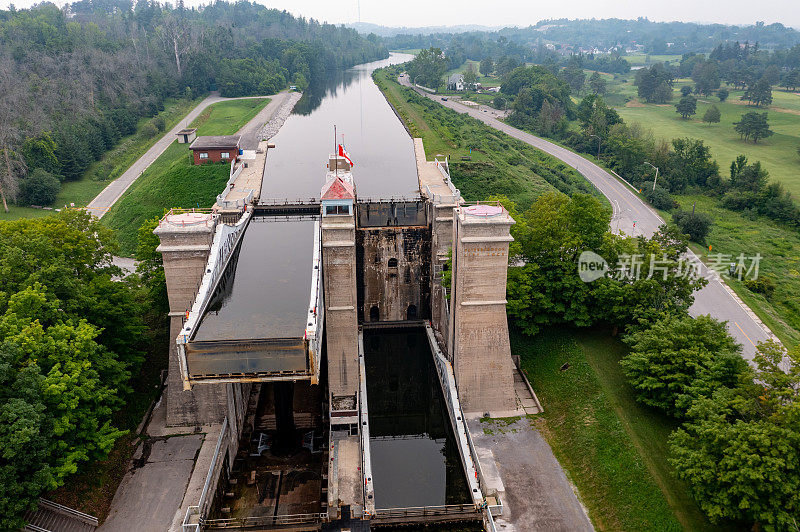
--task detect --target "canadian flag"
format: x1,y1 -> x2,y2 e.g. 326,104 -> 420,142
338,144 -> 354,167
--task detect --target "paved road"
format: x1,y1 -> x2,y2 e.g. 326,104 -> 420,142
399,74 -> 775,360
86,92 -> 291,218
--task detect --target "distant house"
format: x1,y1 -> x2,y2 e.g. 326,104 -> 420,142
176,128 -> 197,144
189,135 -> 240,165
447,73 -> 464,91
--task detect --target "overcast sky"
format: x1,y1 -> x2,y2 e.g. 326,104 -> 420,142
6,0 -> 800,29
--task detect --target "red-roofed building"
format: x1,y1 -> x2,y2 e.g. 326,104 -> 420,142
321,176 -> 355,216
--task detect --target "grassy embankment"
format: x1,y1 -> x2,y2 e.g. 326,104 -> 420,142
0,96 -> 204,222
514,327 -> 724,532
104,98 -> 270,255
373,67 -> 597,208
376,65 -> 711,530
678,195 -> 800,348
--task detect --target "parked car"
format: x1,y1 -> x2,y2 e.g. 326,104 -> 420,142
441,97 -> 448,101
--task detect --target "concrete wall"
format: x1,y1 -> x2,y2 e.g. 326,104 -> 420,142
357,226 -> 431,322
448,206 -> 517,415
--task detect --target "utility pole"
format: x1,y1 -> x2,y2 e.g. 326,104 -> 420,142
644,161 -> 659,191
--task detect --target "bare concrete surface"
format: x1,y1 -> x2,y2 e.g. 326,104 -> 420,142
398,73 -> 776,361
467,416 -> 593,532
169,423 -> 223,531
86,93 -> 289,219
99,434 -> 204,532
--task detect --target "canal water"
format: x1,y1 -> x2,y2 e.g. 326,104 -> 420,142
363,327 -> 471,509
261,53 -> 418,200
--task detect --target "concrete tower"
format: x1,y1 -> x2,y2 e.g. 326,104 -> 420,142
320,156 -> 360,418
448,203 -> 517,415
154,212 -> 227,425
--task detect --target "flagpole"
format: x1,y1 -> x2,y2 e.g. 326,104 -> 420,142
334,125 -> 337,175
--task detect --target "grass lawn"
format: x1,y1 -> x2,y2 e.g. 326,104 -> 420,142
0,96 -> 204,222
374,68 -> 598,208
614,83 -> 800,197
514,327 -> 722,531
675,194 -> 800,349
103,98 -> 270,255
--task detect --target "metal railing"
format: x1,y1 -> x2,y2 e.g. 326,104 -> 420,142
181,418 -> 229,532
258,197 -> 320,206
201,512 -> 325,529
36,499 -> 99,527
424,324 -> 483,506
373,504 -> 480,521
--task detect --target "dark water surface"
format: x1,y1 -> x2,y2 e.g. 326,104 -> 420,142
261,53 -> 418,200
193,216 -> 317,342
363,328 -> 470,509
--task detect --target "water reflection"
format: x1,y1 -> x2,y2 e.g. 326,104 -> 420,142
364,328 -> 470,509
262,53 -> 418,200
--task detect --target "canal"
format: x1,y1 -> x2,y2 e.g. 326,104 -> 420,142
261,53 -> 418,200
363,327 -> 472,509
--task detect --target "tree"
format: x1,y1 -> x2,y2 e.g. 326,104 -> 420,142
672,209 -> 713,242
716,88 -> 729,102
479,57 -> 493,76
588,71 -> 606,95
680,85 -> 692,97
669,342 -> 800,530
561,64 -> 586,94
743,78 -> 773,107
621,314 -> 744,417
635,63 -> 674,103
155,12 -> 194,77
406,47 -> 448,89
691,61 -> 720,95
463,62 -> 478,87
0,56 -> 27,212
667,138 -> 720,190
675,95 -> 697,119
492,95 -> 507,109
729,156 -> 770,192
19,169 -> 61,205
702,105 -> 721,124
734,112 -> 774,143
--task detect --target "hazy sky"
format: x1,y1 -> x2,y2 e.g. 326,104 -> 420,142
6,0 -> 800,29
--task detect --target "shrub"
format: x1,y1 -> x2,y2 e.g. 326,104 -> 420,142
19,169 -> 61,205
152,116 -> 166,132
744,276 -> 776,299
643,183 -> 678,211
141,122 -> 159,139
672,209 -> 712,242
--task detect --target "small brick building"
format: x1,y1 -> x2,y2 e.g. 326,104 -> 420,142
189,135 -> 241,165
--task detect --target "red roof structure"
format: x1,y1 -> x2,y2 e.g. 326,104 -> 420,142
320,177 -> 355,200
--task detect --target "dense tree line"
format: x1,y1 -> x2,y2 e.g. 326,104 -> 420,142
0,211 -> 153,529
0,0 -> 387,211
